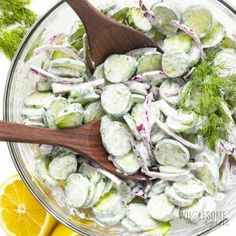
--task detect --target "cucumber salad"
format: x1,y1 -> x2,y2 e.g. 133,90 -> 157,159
22,0 -> 236,235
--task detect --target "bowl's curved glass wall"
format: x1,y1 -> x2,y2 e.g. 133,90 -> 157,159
4,0 -> 236,235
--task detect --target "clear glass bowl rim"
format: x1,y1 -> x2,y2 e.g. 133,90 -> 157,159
3,0 -> 236,235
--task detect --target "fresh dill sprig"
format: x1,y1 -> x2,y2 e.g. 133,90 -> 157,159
0,0 -> 37,59
179,52 -> 236,150
0,27 -> 27,59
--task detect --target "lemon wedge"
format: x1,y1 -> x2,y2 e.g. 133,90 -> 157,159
0,175 -> 57,236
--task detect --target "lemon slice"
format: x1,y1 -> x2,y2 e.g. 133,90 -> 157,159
51,224 -> 80,236
0,175 -> 57,236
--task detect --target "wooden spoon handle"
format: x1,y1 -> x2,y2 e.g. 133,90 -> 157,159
0,121 -> 69,146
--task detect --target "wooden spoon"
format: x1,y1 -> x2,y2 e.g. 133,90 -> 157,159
0,120 -> 147,181
66,0 -> 161,67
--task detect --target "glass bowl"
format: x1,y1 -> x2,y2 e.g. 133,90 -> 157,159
3,0 -> 236,235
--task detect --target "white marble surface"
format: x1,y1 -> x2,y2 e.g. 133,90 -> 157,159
0,0 -> 235,235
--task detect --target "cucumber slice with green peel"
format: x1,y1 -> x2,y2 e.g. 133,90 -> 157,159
188,162 -> 219,195
180,198 -> 206,223
44,97 -> 68,128
126,47 -> 157,59
93,190 -> 124,218
101,84 -> 132,117
126,7 -> 152,32
111,7 -> 129,22
55,103 -> 84,128
78,164 -> 102,184
87,177 -> 107,207
147,194 -> 176,222
165,186 -> 194,207
48,58 -> 86,78
135,141 -> 152,167
101,121 -> 132,157
144,222 -> 171,236
137,52 -> 162,74
148,180 -> 169,197
83,102 -> 105,124
24,92 -> 55,108
48,154 -> 77,180
193,150 -> 222,166
51,49 -> 76,60
126,203 -> 159,231
151,0 -> 182,36
221,36 -> 236,49
131,102 -> 162,128
214,49 -> 236,75
162,49 -> 190,78
151,130 -> 167,145
104,54 -> 137,83
163,33 -> 192,53
159,166 -> 188,174
93,63 -> 105,80
37,79 -> 52,92
69,86 -> 100,105
202,20 -> 226,48
125,81 -> 150,96
123,114 -> 142,140
154,139 -> 190,168
102,179 -> 113,196
173,178 -> 206,200
131,94 -> 145,104
68,21 -> 85,51
188,43 -> 201,66
95,210 -> 125,225
121,217 -> 141,233
21,107 -> 44,119
182,5 -> 213,38
65,173 -> 90,208
159,78 -> 184,106
109,152 -> 140,175
35,157 -> 59,187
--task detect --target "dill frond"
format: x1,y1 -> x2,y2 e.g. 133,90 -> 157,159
179,53 -> 236,150
0,27 -> 27,59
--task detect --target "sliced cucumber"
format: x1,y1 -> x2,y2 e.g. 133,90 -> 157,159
126,7 -> 152,32
83,102 -> 105,124
121,217 -> 141,233
173,178 -> 206,200
35,156 -> 59,187
154,139 -> 190,168
69,21 -> 85,51
148,180 -> 169,197
135,141 -> 151,167
21,107 -> 44,120
93,190 -> 124,219
48,58 -> 86,78
159,166 -> 188,174
48,154 -> 77,180
101,121 -> 132,157
55,103 -> 84,128
126,203 -> 159,231
44,97 -> 68,128
104,54 -> 137,83
162,49 -> 190,78
188,162 -> 219,195
151,0 -> 182,36
126,47 -> 157,59
188,43 -> 201,66
24,92 -> 55,108
165,186 -> 193,207
78,164 -> 101,184
101,84 -> 132,117
37,78 -> 52,92
65,173 -> 90,208
123,114 -> 142,140
125,81 -> 150,96
144,222 -> 171,236
202,20 -> 226,48
147,194 -> 176,222
151,124 -> 167,145
163,33 -> 192,53
111,7 -> 129,22
159,78 -> 184,106
182,5 -> 213,38
109,152 -> 140,175
137,52 -> 162,74
93,63 -> 105,80
221,36 -> 236,49
131,94 -> 145,104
